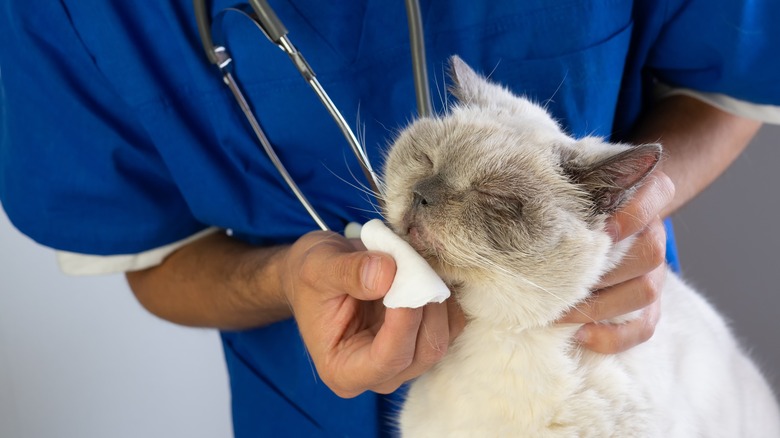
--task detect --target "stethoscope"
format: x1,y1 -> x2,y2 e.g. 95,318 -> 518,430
193,0 -> 433,231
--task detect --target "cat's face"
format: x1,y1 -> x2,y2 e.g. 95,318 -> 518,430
383,111 -> 590,282
381,57 -> 660,326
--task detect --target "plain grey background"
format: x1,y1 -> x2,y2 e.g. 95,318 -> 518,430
673,123 -> 780,390
0,217 -> 233,437
0,125 -> 778,437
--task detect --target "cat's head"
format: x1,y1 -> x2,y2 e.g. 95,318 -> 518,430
381,56 -> 661,327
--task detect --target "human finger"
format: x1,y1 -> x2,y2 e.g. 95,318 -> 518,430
373,298 -> 467,393
322,306 -> 423,398
596,217 -> 666,289
363,307 -> 425,386
372,302 -> 451,394
559,263 -> 666,324
294,231 -> 396,302
606,171 -> 675,242
575,298 -> 661,354
446,298 -> 466,339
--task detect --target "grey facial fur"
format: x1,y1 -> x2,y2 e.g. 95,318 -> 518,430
381,56 -> 660,326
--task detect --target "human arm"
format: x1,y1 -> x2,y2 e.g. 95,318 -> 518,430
631,95 -> 762,216
126,232 -> 292,330
560,95 -> 762,353
126,230 -> 462,397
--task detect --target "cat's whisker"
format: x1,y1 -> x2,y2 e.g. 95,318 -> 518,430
387,56 -> 778,436
370,195 -> 388,213
326,161 -> 384,202
348,104 -> 387,205
347,205 -> 386,219
321,161 -> 389,226
543,70 -> 568,110
421,321 -> 445,354
486,59 -> 502,81
456,250 -> 597,324
434,64 -> 451,115
355,105 -> 374,166
352,102 -> 371,164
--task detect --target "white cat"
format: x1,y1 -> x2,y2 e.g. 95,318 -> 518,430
381,56 -> 780,437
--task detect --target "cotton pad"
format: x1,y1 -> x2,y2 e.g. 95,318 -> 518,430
359,219 -> 451,308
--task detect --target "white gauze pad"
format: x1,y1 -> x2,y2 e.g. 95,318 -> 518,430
359,219 -> 451,308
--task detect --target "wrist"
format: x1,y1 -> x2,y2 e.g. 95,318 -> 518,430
240,243 -> 294,323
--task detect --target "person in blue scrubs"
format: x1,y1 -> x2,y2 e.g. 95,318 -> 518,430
2,1 -> 778,436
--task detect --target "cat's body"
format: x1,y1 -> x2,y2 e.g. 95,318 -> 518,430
382,57 -> 780,437
400,273 -> 778,437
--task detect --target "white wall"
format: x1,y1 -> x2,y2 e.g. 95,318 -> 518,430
1,126 -> 778,438
0,211 -> 232,438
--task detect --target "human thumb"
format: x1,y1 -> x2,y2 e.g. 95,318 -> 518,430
341,251 -> 396,301
350,251 -> 396,300
292,232 -> 397,302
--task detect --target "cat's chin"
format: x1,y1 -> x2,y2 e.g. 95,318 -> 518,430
407,225 -> 424,249
401,223 -> 440,258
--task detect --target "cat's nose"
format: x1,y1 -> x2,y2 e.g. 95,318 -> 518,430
412,191 -> 429,208
412,175 -> 445,208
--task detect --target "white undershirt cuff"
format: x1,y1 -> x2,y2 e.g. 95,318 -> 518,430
655,83 -> 780,124
56,227 -> 221,276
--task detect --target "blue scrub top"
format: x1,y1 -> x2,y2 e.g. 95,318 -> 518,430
2,0 -> 778,436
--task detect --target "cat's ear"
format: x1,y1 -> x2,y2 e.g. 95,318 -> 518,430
564,142 -> 662,214
448,55 -> 516,108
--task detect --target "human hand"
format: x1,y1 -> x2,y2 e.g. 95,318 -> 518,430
282,231 -> 464,398
558,171 -> 675,354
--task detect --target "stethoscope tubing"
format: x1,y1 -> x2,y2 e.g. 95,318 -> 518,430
194,0 -> 431,231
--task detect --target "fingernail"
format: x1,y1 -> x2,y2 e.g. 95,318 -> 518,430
575,327 -> 589,344
605,219 -> 620,242
362,256 -> 382,292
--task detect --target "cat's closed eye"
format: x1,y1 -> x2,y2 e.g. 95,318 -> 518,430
473,187 -> 524,217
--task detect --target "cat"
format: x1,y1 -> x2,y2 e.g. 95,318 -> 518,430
380,56 -> 780,437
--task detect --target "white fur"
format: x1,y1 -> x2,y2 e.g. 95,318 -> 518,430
390,57 -> 780,437
401,272 -> 780,437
